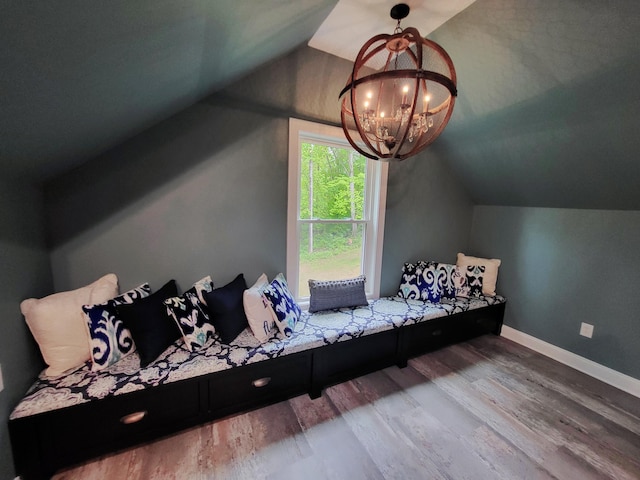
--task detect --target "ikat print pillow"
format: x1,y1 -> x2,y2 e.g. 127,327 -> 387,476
456,253 -> 501,296
262,273 -> 301,337
184,275 -> 214,308
398,261 -> 426,299
83,283 -> 151,371
466,265 -> 485,298
452,266 -> 470,298
243,273 -> 276,343
397,261 -> 441,303
435,263 -> 457,300
165,291 -> 215,351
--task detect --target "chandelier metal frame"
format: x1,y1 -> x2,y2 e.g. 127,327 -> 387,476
339,3 -> 457,161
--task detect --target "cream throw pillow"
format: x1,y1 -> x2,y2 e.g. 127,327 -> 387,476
21,273 -> 119,376
243,273 -> 275,343
456,253 -> 501,296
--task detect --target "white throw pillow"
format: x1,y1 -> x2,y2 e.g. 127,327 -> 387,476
21,273 -> 119,377
456,253 -> 501,296
243,273 -> 275,343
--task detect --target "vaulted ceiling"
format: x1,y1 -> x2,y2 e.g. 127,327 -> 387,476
2,0 -> 639,209
428,0 -> 640,210
0,0 -> 337,181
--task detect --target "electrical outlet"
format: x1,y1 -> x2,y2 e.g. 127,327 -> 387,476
580,322 -> 594,338
0,364 -> 4,392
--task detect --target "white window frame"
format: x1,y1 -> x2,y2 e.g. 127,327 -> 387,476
287,118 -> 388,304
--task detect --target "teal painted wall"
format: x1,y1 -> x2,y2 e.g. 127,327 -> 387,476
45,45 -> 474,298
470,206 -> 640,380
0,179 -> 51,480
380,150 -> 473,296
48,104 -> 291,293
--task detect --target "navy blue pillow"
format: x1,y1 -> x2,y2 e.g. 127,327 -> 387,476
116,280 -> 180,367
398,261 -> 441,302
203,274 -> 248,344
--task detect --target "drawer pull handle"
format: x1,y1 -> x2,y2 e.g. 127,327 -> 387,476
432,329 -> 442,336
252,377 -> 271,388
120,411 -> 147,425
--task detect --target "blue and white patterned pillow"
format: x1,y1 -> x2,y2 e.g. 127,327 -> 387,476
466,265 -> 485,298
185,275 -> 214,308
420,263 -> 441,303
397,261 -> 426,299
83,283 -> 151,371
435,263 -> 457,299
452,266 -> 469,298
262,273 -> 301,337
165,291 -> 215,351
397,261 -> 441,302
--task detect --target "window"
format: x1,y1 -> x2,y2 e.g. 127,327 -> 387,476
287,118 -> 388,302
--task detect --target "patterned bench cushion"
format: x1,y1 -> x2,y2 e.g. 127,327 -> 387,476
10,295 -> 505,419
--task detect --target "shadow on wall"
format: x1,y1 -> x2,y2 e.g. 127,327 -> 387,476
44,103 -> 273,248
43,45 -> 351,251
207,45 -> 348,127
0,179 -> 52,480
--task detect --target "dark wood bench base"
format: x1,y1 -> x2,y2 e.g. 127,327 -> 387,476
10,302 -> 505,479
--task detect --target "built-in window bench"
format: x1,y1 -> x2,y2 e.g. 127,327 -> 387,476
9,295 -> 506,480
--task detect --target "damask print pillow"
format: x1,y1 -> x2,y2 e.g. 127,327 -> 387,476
262,273 -> 301,337
83,283 -> 151,371
165,291 -> 215,351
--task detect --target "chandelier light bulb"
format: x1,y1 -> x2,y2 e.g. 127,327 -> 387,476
339,3 -> 457,161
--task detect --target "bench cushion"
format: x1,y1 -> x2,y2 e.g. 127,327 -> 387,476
10,295 -> 505,420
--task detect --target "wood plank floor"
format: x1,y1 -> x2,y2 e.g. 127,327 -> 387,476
54,335 -> 640,479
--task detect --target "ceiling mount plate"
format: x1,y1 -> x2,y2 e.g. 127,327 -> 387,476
390,4 -> 410,21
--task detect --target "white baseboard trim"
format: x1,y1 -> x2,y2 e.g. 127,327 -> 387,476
501,325 -> 640,399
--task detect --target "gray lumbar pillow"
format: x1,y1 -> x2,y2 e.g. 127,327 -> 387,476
308,276 -> 368,313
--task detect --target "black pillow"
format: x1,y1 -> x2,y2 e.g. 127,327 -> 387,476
116,279 -> 180,367
203,274 -> 248,344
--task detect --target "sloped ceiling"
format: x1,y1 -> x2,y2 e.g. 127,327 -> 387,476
429,0 -> 640,210
2,0 -> 639,210
0,0 -> 337,182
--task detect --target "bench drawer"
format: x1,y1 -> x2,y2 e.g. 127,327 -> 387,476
450,303 -> 506,343
41,379 -> 204,468
312,329 -> 398,390
400,317 -> 453,358
209,352 -> 311,417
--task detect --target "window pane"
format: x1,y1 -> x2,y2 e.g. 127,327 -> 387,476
299,143 -> 367,221
298,223 -> 364,297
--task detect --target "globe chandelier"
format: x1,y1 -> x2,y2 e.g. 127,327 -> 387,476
339,3 -> 457,161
